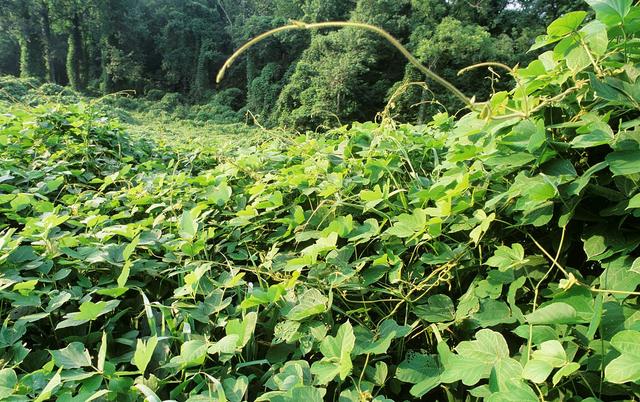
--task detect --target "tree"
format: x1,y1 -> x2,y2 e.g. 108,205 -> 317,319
48,0 -> 94,90
273,0 -> 410,129
150,0 -> 230,97
1,1 -> 48,80
0,31 -> 20,77
223,0 -> 308,120
387,0 -> 575,123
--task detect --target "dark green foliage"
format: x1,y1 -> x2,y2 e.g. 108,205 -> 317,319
0,76 -> 39,101
64,13 -> 83,90
152,0 -> 229,96
390,17 -> 517,121
156,92 -> 184,113
144,89 -> 165,101
273,30 -> 372,129
0,35 -> 19,76
188,89 -> 244,123
274,0 -> 412,130
246,62 -> 284,121
0,75 -> 79,104
15,6 -> 47,80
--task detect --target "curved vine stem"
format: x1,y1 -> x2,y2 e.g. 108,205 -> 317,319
458,62 -> 514,76
216,20 -> 475,110
458,62 -> 531,118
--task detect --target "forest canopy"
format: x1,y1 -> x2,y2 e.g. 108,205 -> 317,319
0,0 -> 585,129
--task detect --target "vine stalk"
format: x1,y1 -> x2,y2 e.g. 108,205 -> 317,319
216,21 -> 475,110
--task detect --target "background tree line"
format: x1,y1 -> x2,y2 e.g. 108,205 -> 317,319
0,0 -> 584,129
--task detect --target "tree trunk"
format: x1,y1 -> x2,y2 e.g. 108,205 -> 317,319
17,6 -> 46,79
100,40 -> 112,93
417,86 -> 428,124
246,49 -> 256,91
39,2 -> 55,82
194,39 -> 211,98
66,13 -> 84,90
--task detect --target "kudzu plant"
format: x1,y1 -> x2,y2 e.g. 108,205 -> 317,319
0,0 -> 639,401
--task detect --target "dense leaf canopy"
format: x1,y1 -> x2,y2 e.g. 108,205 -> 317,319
1,0 -> 640,401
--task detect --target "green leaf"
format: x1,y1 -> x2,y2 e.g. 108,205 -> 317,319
56,299 -> 121,329
222,376 -> 249,402
323,215 -> 354,238
606,150 -> 640,176
586,0 -> 632,27
605,330 -> 640,383
525,303 -> 578,325
170,339 -> 208,368
522,359 -> 554,383
0,368 -> 17,399
583,233 -> 607,260
486,244 -> 526,271
533,340 -> 567,367
414,294 -> 455,323
631,257 -> 640,274
50,342 -> 92,369
226,311 -> 257,349
589,74 -> 633,105
179,209 -> 198,240
566,43 -> 591,72
500,119 -> 545,153
469,210 -> 495,245
472,300 -> 516,327
353,319 -> 411,355
310,361 -> 341,385
571,126 -> 614,149
209,335 -> 240,357
311,321 -> 355,384
286,288 -> 328,321
122,235 -> 140,261
552,362 -> 580,386
486,381 -> 539,402
385,209 -> 426,239
372,362 -> 388,386
291,386 -> 326,401
484,152 -> 536,168
359,185 -> 384,210
440,329 -> 516,386
547,11 -> 587,37
600,256 -> 640,300
241,284 -> 286,309
273,320 -> 301,344
348,218 -> 380,243
34,367 -> 62,402
133,336 -> 159,374
299,232 -> 338,262
395,353 -> 441,397
98,331 -> 107,372
13,279 -> 37,296
523,340 -> 568,383
628,193 -> 640,209
207,182 -> 232,206
117,260 -> 132,288
489,358 -> 526,393
587,293 -> 604,340
581,20 -> 609,56
134,383 -> 162,402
